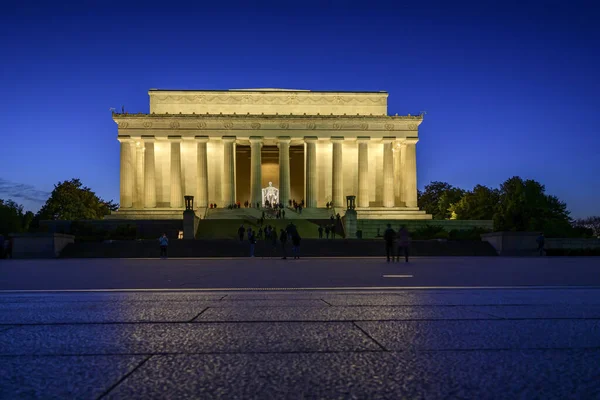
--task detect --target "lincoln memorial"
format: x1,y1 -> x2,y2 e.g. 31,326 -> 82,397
109,89 -> 431,220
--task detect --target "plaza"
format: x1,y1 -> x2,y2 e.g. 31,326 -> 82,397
1,257 -> 599,398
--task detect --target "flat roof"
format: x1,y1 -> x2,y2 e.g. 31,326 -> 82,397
148,88 -> 388,94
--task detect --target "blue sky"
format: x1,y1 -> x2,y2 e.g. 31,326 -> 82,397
1,0 -> 598,217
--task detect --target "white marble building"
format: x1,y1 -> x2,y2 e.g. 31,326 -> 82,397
109,89 -> 431,220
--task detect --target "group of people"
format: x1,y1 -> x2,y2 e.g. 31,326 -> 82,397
383,224 -> 411,263
290,199 -> 304,214
238,223 -> 301,259
317,224 -> 337,239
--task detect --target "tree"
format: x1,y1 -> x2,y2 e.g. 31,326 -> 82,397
450,185 -> 500,220
437,187 -> 466,220
36,179 -> 118,221
493,176 -> 572,236
574,216 -> 600,238
0,199 -> 26,235
418,181 -> 464,219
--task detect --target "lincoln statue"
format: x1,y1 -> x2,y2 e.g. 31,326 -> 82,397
109,89 -> 431,220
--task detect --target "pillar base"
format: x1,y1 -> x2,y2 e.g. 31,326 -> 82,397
183,210 -> 199,239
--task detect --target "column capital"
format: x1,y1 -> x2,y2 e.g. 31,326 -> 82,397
249,136 -> 264,143
356,136 -> 370,143
194,135 -> 210,143
141,135 -> 155,143
277,136 -> 291,143
382,137 -> 396,144
304,136 -> 318,143
222,136 -> 236,143
403,137 -> 419,145
331,136 -> 345,143
117,135 -> 132,143
167,135 -> 182,142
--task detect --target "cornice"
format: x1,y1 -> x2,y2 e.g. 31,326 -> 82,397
113,113 -> 423,132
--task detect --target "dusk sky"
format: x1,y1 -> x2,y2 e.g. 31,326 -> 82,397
1,0 -> 598,217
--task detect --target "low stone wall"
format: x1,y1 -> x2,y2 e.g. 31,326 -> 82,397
61,238 -> 497,258
10,233 -> 75,258
481,233 -> 600,256
41,219 -> 183,240
357,220 -> 493,239
481,232 -> 539,256
546,238 -> 600,250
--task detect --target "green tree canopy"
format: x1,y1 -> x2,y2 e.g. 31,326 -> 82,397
36,179 -> 118,221
0,199 -> 27,235
574,216 -> 600,238
450,185 -> 500,220
493,176 -> 572,236
418,181 -> 464,219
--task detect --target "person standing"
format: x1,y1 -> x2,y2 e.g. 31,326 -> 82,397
238,224 -> 246,242
383,224 -> 396,263
325,225 -> 330,239
396,226 -> 410,263
158,233 -> 169,259
271,227 -> 278,253
3,236 -> 12,259
248,228 -> 256,257
318,225 -> 323,239
291,230 -> 301,259
536,233 -> 545,256
279,228 -> 288,259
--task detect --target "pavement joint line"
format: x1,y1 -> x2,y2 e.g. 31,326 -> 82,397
466,308 -> 507,320
72,257 -> 430,260
3,286 -> 600,293
320,299 -> 333,306
2,317 -> 600,327
219,294 -> 229,301
3,347 -> 600,359
382,275 -> 414,278
97,355 -> 153,399
188,307 -> 210,322
351,321 -> 388,352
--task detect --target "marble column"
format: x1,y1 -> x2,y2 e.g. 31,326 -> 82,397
169,137 -> 183,208
143,139 -> 156,208
357,137 -> 370,208
118,138 -> 134,208
331,137 -> 344,208
222,136 -> 236,206
399,142 -> 406,206
196,136 -> 209,208
305,137 -> 318,208
278,137 -> 291,206
382,138 -> 395,208
403,138 -> 419,208
134,141 -> 144,208
250,137 -> 263,206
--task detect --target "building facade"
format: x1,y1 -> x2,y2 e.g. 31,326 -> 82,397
110,89 -> 431,220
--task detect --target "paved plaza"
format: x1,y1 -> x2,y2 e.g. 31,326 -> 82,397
1,257 -> 599,398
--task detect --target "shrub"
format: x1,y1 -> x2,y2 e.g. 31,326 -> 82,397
433,231 -> 449,240
411,225 -> 445,240
449,227 -> 493,241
